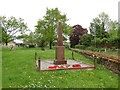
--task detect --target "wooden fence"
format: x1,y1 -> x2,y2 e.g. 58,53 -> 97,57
69,48 -> 120,75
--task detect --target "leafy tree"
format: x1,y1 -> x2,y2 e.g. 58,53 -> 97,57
35,20 -> 48,49
26,32 -> 35,44
0,16 -> 28,46
89,12 -> 109,39
108,20 -> 118,40
35,8 -> 72,49
0,23 -> 1,43
69,25 -> 88,47
101,38 -> 109,44
81,34 -> 94,46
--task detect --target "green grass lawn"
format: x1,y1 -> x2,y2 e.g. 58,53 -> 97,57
101,49 -> 119,56
2,47 -> 119,88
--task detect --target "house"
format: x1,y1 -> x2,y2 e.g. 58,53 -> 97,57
7,41 -> 16,47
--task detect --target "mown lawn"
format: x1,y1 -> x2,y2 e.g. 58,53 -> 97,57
101,49 -> 119,56
2,47 -> 119,88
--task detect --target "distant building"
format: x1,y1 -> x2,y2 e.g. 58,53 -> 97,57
7,41 -> 16,47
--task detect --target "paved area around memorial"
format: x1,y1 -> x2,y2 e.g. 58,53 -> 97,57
36,59 -> 94,70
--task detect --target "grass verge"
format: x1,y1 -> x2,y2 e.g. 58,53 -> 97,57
2,47 -> 119,88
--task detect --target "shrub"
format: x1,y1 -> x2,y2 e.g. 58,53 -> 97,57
87,46 -> 95,51
91,40 -> 95,45
90,38 -> 102,45
71,45 -> 75,48
95,47 -> 101,52
64,44 -> 69,48
81,34 -> 94,46
75,45 -> 86,50
96,38 -> 102,44
101,38 -> 109,44
109,37 -> 120,45
29,44 -> 35,48
111,47 -> 116,51
100,48 -> 105,52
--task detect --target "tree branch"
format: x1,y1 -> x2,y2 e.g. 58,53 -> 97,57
2,22 -> 7,33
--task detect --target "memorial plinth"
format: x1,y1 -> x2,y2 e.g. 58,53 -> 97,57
54,21 -> 67,65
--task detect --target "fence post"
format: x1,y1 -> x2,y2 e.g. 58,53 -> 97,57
38,57 -> 41,71
94,55 -> 97,69
35,52 -> 37,60
72,51 -> 74,59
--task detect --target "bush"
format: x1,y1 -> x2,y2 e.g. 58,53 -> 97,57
29,44 -> 35,48
91,40 -> 95,45
109,37 -> 120,44
101,38 -> 109,44
70,45 -> 75,48
96,38 -> 102,44
87,46 -> 95,51
100,48 -> 105,52
75,45 -> 86,50
90,38 -> 102,45
64,44 -> 69,48
111,47 -> 116,51
81,34 -> 94,46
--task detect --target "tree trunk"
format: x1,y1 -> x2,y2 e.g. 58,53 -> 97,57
49,41 -> 52,49
5,39 -> 8,46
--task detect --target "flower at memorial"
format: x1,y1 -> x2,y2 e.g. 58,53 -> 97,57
61,65 -> 64,68
48,65 -> 59,69
72,64 -> 81,67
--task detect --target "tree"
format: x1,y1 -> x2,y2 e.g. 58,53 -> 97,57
0,16 -> 28,46
69,25 -> 88,47
0,23 -> 2,43
108,20 -> 118,40
35,20 -> 48,49
35,8 -> 72,49
26,32 -> 36,44
89,12 -> 109,39
81,34 -> 94,46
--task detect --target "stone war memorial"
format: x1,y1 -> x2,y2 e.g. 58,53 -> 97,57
36,21 -> 95,71
54,20 -> 67,65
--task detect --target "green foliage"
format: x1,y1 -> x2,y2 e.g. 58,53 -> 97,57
111,47 -> 116,51
101,38 -> 109,44
75,45 -> 86,50
109,37 -> 120,44
0,16 -> 29,45
35,8 -> 72,49
89,12 -> 110,39
91,40 -> 95,45
64,44 -> 69,48
96,38 -> 101,44
87,46 -> 96,51
99,48 -> 106,52
81,34 -> 94,46
25,32 -> 36,44
29,44 -> 35,48
108,20 -> 118,40
2,47 -> 118,88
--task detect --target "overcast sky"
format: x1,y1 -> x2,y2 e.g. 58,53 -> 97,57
0,0 -> 119,33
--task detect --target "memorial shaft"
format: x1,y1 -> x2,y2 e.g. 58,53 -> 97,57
54,21 -> 67,65
58,21 -> 63,46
